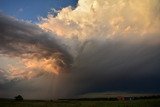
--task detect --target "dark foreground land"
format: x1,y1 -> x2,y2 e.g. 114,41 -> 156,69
0,99 -> 160,107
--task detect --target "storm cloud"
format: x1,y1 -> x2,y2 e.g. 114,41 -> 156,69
55,39 -> 160,98
0,0 -> 160,99
39,0 -> 160,98
0,13 -> 72,80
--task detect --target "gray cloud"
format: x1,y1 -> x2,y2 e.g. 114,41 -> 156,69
0,13 -> 73,81
50,38 -> 160,98
0,13 -> 74,98
0,14 -> 72,62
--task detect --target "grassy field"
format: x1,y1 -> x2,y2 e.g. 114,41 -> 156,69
0,99 -> 160,107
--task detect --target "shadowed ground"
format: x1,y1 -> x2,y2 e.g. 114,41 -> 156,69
0,99 -> 160,107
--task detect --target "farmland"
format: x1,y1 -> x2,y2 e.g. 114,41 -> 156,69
0,99 -> 160,107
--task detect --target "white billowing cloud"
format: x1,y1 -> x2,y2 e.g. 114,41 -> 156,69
39,0 -> 160,42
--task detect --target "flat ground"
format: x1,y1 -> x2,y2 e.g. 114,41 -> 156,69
0,99 -> 160,107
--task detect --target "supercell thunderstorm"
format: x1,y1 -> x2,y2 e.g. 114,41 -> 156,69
0,0 -> 160,98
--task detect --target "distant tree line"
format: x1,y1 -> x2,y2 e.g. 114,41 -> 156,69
59,95 -> 160,101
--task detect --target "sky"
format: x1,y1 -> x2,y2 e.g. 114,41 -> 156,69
0,0 -> 160,99
0,0 -> 78,22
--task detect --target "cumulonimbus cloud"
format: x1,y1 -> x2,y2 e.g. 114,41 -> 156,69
37,0 -> 160,98
0,0 -> 160,99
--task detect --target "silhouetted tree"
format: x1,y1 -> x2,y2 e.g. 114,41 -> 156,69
14,95 -> 23,101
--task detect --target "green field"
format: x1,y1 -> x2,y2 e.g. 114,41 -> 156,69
0,99 -> 160,107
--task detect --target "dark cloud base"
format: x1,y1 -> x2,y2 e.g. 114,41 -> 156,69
53,40 -> 160,98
